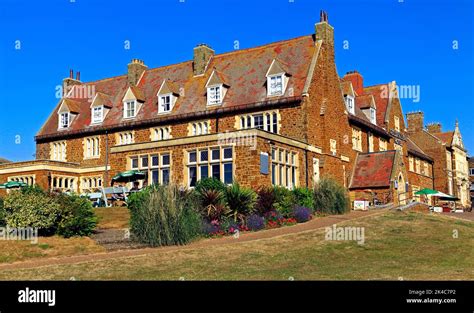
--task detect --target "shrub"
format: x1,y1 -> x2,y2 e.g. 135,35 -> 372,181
293,205 -> 312,223
273,186 -> 295,218
53,194 -> 97,238
225,183 -> 256,224
292,187 -> 314,210
3,190 -> 61,235
246,214 -> 265,231
202,220 -> 221,236
0,198 -> 5,227
196,188 -> 229,222
195,177 -> 226,194
128,184 -> 202,247
313,178 -> 350,215
255,186 -> 276,215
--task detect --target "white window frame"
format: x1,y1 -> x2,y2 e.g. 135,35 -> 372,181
370,108 -> 376,124
207,85 -> 222,105
91,106 -> 104,124
59,112 -> 70,129
345,96 -> 355,114
159,94 -> 172,113
267,74 -> 284,96
124,100 -> 137,119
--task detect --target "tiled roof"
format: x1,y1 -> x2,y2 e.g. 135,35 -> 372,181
350,151 -> 396,189
355,94 -> 375,109
432,131 -> 454,146
406,137 -> 433,161
37,35 -> 317,138
340,81 -> 354,97
363,84 -> 390,126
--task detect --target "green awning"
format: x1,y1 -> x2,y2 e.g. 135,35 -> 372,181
0,181 -> 28,189
414,188 -> 438,195
111,170 -> 146,183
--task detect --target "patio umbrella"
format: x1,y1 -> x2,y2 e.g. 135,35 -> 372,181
414,188 -> 438,195
0,181 -> 28,189
111,170 -> 146,183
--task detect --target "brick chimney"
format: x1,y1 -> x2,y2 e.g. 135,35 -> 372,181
127,59 -> 147,86
343,71 -> 364,96
406,111 -> 424,133
193,44 -> 214,76
62,69 -> 82,97
427,122 -> 442,134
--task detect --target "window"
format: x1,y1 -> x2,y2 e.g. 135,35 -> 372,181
124,101 -> 136,118
59,112 -> 70,129
415,158 -> 421,174
51,141 -> 67,161
51,175 -> 77,192
186,146 -> 233,187
330,139 -> 337,156
152,127 -> 171,141
239,110 -> 279,133
352,127 -> 362,151
379,138 -> 388,151
470,168 -> 474,176
271,147 -> 298,188
159,94 -> 172,113
207,85 -> 222,105
313,158 -> 320,186
190,121 -> 210,136
344,96 -> 354,114
409,156 -> 414,171
423,162 -> 429,176
117,131 -> 134,145
84,137 -> 100,158
394,116 -> 400,132
129,152 -> 171,187
368,133 -> 374,152
268,74 -> 283,96
370,108 -> 376,125
92,106 -> 104,124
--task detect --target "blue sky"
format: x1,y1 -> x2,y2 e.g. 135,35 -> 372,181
0,0 -> 472,161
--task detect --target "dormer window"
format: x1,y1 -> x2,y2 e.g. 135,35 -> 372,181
124,100 -> 136,119
207,85 -> 222,105
159,94 -> 171,113
370,108 -> 376,125
344,95 -> 355,114
59,112 -> 70,129
92,106 -> 104,124
268,74 -> 283,96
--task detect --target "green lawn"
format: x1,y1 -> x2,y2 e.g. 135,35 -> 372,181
1,210 -> 472,280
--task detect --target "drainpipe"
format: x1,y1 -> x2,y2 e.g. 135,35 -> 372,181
431,161 -> 435,190
105,130 -> 109,186
305,150 -> 309,188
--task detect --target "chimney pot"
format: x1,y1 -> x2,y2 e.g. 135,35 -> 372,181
76,71 -> 80,81
69,69 -> 73,79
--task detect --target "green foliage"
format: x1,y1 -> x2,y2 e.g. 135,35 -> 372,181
128,185 -> 202,247
255,186 -> 276,215
195,177 -> 226,194
313,178 -> 350,215
3,190 -> 61,235
273,186 -> 296,218
224,183 -> 256,224
292,187 -> 315,210
0,197 -> 5,227
196,188 -> 229,221
2,186 -> 97,237
53,194 -> 97,238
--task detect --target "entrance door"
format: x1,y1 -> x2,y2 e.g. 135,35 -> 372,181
398,173 -> 407,205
